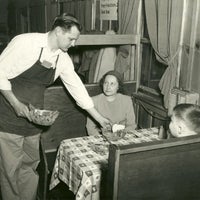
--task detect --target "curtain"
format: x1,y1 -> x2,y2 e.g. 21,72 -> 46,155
63,0 -> 92,32
30,5 -> 45,32
145,0 -> 185,108
115,0 -> 140,80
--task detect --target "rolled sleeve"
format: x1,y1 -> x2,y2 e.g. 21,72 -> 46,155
0,79 -> 11,90
0,35 -> 30,90
66,82 -> 94,109
0,40 -> 16,90
63,81 -> 94,109
59,57 -> 94,110
0,33 -> 47,91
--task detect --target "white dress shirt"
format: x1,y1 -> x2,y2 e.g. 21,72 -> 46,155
0,32 -> 94,109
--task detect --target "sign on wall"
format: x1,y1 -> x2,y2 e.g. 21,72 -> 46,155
100,0 -> 118,21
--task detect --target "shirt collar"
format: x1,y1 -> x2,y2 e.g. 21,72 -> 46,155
39,32 -> 62,56
38,32 -> 48,48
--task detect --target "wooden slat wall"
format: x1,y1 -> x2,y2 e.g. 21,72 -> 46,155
76,34 -> 138,45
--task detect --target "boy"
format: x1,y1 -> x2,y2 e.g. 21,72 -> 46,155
169,103 -> 200,137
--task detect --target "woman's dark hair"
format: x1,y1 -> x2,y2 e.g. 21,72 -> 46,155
52,13 -> 82,32
99,70 -> 124,94
173,103 -> 200,134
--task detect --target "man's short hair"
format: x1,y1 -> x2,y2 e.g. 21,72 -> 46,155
52,13 -> 82,32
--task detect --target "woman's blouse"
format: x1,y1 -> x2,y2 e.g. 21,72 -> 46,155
86,93 -> 137,135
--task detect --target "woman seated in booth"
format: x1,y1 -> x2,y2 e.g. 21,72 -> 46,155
169,103 -> 200,138
86,70 -> 137,136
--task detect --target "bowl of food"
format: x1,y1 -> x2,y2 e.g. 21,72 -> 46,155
102,124 -> 126,141
29,104 -> 59,126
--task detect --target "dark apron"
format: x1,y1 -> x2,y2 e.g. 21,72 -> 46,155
0,48 -> 58,136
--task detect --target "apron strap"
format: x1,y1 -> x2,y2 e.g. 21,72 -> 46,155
38,48 -> 43,60
55,55 -> 59,67
39,48 -> 59,68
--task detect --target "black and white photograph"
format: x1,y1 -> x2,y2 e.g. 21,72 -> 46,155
0,0 -> 200,200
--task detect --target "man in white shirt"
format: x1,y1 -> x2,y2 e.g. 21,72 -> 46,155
0,13 -> 110,200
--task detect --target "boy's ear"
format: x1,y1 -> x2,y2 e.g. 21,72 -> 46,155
177,124 -> 182,135
178,121 -> 188,135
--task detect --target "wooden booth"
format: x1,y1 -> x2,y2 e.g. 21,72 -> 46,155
2,0 -> 200,199
107,134 -> 200,200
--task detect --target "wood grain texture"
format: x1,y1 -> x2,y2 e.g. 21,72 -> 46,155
107,135 -> 200,200
76,34 -> 139,45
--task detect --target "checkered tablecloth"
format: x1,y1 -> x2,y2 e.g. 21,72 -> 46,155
49,128 -> 159,200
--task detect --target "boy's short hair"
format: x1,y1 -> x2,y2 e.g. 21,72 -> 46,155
173,103 -> 200,134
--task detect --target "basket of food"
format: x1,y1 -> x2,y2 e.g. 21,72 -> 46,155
29,104 -> 59,126
102,124 -> 126,141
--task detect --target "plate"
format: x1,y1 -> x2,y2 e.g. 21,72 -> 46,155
89,144 -> 108,155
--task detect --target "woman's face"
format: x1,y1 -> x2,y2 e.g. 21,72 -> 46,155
103,75 -> 119,96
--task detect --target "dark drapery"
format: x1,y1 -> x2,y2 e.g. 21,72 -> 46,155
145,0 -> 185,108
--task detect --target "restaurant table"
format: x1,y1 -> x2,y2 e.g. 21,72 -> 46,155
49,127 -> 160,200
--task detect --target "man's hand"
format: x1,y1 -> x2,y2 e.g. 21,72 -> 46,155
13,101 -> 33,121
0,89 -> 32,121
98,116 -> 112,130
86,107 -> 112,130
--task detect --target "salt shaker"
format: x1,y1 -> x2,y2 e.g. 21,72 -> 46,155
158,125 -> 165,139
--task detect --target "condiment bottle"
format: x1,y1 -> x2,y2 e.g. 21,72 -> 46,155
158,125 -> 166,139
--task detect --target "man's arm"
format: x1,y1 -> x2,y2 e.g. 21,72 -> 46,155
86,107 -> 111,129
86,116 -> 100,136
0,90 -> 32,121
